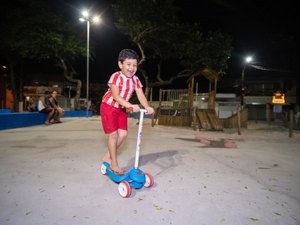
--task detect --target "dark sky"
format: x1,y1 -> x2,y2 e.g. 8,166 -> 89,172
184,1 -> 299,68
72,0 -> 299,83
8,0 -> 299,85
174,0 -> 299,77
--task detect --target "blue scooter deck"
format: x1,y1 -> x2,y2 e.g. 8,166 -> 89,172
103,162 -> 145,188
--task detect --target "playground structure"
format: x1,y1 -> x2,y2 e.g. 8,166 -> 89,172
155,89 -> 248,131
153,68 -> 248,132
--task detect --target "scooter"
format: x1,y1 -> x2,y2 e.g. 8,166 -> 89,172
101,109 -> 154,198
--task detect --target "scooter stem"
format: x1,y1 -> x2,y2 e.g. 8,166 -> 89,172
134,109 -> 146,169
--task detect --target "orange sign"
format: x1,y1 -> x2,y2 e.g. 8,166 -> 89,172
272,92 -> 285,104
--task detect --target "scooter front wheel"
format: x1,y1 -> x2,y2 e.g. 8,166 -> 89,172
119,181 -> 132,198
144,173 -> 154,188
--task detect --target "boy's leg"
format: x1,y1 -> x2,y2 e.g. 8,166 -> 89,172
102,129 -> 127,163
107,131 -> 124,175
101,103 -> 127,174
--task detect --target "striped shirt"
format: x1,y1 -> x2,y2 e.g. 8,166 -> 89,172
102,71 -> 143,108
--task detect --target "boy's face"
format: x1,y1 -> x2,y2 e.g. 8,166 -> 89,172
118,58 -> 138,78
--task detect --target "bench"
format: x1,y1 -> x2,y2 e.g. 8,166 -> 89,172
0,110 -> 93,130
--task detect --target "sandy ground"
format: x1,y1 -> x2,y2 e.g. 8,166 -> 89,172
0,117 -> 299,225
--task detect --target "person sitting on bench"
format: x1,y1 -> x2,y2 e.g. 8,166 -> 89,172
49,90 -> 64,123
37,91 -> 56,125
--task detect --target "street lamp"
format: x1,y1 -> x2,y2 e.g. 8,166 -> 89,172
241,56 -> 253,106
79,10 -> 101,116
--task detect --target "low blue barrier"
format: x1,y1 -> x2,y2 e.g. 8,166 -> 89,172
0,109 -> 12,114
64,110 -> 93,117
0,112 -> 47,130
0,110 -> 93,130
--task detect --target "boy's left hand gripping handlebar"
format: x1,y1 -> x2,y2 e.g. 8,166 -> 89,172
128,107 -> 143,112
128,107 -> 151,114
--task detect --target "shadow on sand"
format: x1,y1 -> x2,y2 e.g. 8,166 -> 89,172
124,150 -> 182,173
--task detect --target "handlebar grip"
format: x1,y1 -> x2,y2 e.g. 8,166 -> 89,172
128,107 -> 150,114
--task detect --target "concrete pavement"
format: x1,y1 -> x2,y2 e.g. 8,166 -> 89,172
0,117 -> 300,225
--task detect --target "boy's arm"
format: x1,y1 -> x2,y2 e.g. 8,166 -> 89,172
136,88 -> 154,114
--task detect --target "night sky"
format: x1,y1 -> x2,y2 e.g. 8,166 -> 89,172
4,0 -> 300,86
74,0 -> 299,83
181,0 -> 299,76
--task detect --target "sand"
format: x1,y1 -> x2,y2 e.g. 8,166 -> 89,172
0,117 -> 299,225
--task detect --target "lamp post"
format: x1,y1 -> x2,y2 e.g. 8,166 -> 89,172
79,10 -> 100,117
241,56 -> 253,106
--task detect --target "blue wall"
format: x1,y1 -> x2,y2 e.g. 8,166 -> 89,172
0,111 -> 93,130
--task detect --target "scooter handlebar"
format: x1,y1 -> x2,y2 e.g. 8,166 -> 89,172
128,107 -> 148,113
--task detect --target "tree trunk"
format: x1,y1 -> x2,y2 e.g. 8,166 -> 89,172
57,57 -> 82,110
144,87 -> 151,100
138,67 -> 150,99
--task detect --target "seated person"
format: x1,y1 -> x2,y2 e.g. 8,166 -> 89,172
37,91 -> 56,125
49,90 -> 64,123
26,96 -> 37,112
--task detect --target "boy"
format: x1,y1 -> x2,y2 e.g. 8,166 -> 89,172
100,49 -> 154,175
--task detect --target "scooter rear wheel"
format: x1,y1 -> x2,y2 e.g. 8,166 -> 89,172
119,181 -> 132,198
144,173 -> 154,188
100,163 -> 107,175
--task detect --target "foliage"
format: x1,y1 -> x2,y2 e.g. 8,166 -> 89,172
0,0 -> 87,110
111,0 -> 233,94
0,0 -> 86,62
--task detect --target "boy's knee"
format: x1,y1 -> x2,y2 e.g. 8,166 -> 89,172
119,131 -> 127,139
109,131 -> 118,139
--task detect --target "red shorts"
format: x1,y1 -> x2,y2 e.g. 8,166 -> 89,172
100,102 -> 128,134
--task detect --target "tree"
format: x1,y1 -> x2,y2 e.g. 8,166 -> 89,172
0,0 -> 87,110
28,26 -> 87,110
111,0 -> 233,98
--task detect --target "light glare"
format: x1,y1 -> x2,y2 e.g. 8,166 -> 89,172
92,16 -> 101,23
82,10 -> 89,18
245,56 -> 252,63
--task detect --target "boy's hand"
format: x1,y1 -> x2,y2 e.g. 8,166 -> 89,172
129,104 -> 140,112
145,107 -> 154,115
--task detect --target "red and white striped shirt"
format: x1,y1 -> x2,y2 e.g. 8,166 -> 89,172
102,71 -> 143,108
